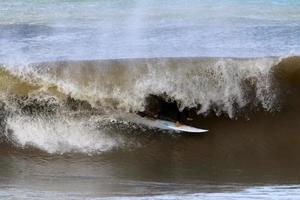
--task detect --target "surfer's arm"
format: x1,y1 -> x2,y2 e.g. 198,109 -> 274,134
137,111 -> 159,119
175,121 -> 181,127
175,110 -> 182,126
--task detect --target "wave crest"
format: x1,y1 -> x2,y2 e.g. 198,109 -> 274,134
2,57 -> 282,118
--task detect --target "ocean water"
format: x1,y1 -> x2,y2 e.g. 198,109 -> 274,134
1,0 -> 300,63
1,0 -> 300,199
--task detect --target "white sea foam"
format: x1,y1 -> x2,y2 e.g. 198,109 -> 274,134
5,114 -> 122,154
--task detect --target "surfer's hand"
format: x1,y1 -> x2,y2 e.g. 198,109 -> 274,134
175,121 -> 181,127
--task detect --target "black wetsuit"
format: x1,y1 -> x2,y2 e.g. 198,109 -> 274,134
140,95 -> 182,123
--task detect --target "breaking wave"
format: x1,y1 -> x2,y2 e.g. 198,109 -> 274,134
1,57 -> 284,115
0,56 -> 299,154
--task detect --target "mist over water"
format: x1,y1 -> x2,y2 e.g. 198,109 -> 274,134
1,0 -> 300,199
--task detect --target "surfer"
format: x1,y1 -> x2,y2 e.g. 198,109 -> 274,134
138,94 -> 184,126
137,95 -> 207,133
175,109 -> 181,127
138,94 -> 161,119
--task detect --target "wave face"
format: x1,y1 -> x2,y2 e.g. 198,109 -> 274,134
0,56 -> 293,153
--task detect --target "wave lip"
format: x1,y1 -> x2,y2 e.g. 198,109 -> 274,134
3,56 -> 280,118
273,56 -> 300,87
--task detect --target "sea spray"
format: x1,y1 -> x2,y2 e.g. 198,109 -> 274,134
10,57 -> 280,117
5,114 -> 125,154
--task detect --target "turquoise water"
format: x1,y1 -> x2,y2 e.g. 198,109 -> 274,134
1,0 -> 300,62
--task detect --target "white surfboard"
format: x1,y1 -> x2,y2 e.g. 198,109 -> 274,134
152,119 -> 208,133
114,113 -> 208,133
